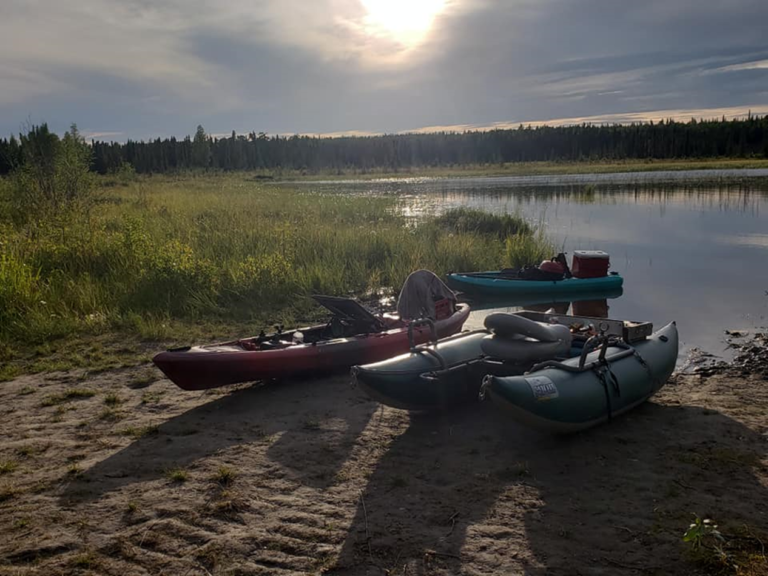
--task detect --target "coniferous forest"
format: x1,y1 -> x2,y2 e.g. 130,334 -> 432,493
1,115 -> 767,176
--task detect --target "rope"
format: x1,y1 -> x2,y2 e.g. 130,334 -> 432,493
633,349 -> 661,392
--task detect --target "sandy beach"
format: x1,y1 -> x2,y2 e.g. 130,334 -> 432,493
1,349 -> 767,575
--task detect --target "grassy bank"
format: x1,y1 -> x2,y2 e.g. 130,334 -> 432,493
0,174 -> 553,379
264,157 -> 768,181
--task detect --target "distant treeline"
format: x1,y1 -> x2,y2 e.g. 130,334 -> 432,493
1,116 -> 767,175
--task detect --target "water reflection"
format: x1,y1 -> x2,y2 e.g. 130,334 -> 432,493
409,184 -> 766,217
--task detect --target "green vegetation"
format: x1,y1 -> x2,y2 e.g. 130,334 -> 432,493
141,391 -> 164,404
683,515 -> 768,574
69,551 -> 99,570
103,392 -> 122,407
0,460 -> 18,474
165,468 -> 189,483
1,130 -> 554,376
41,388 -> 96,406
13,518 -> 29,530
99,408 -> 124,421
15,445 -> 37,457
213,466 -> 236,487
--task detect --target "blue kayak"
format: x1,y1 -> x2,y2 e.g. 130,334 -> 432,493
446,271 -> 624,296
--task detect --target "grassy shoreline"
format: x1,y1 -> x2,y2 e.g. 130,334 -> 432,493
0,175 -> 553,380
257,157 -> 768,181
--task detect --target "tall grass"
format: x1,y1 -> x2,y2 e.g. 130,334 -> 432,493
0,175 -> 553,348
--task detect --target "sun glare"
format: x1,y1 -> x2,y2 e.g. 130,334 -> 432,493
361,0 -> 446,46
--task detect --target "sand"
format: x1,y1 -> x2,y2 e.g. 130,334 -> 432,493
1,357 -> 767,575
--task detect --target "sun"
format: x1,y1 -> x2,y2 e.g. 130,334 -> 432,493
361,0 -> 447,46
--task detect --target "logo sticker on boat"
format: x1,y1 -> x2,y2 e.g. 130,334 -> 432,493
526,376 -> 559,401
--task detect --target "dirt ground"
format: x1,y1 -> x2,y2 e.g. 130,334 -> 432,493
1,344 -> 767,575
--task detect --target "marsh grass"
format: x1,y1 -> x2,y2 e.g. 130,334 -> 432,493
278,158 -> 768,181
1,174 -> 552,365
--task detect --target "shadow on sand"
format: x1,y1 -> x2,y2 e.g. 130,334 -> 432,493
327,394 -> 767,575
62,374 -> 378,501
61,370 -> 767,575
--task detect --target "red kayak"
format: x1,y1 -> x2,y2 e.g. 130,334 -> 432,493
153,296 -> 470,391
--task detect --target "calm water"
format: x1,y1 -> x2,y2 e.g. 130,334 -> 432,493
288,170 -> 768,361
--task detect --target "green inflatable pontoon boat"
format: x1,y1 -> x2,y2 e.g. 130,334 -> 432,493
445,270 -> 624,297
482,320 -> 678,433
352,311 -> 678,433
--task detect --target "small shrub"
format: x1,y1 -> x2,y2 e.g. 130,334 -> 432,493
213,466 -> 236,487
99,408 -> 124,421
13,518 -> 29,530
165,468 -> 188,483
104,393 -> 122,407
0,460 -> 18,474
15,445 -> 36,457
69,551 -> 99,569
141,391 -> 163,404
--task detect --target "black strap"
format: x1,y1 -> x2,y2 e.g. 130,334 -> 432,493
633,349 -> 660,393
593,365 -> 613,421
605,361 -> 621,398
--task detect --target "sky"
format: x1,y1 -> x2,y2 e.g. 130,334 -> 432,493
1,0 -> 767,141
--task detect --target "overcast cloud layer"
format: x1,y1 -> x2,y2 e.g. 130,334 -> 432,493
1,0 -> 767,140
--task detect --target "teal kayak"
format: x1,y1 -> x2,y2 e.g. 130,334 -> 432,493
446,271 -> 624,296
483,321 -> 678,433
466,287 -> 623,311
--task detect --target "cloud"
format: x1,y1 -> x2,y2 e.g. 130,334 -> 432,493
1,0 -> 767,139
81,131 -> 125,140
711,59 -> 768,73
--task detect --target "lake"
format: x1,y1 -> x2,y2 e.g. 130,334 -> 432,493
287,170 -> 768,362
